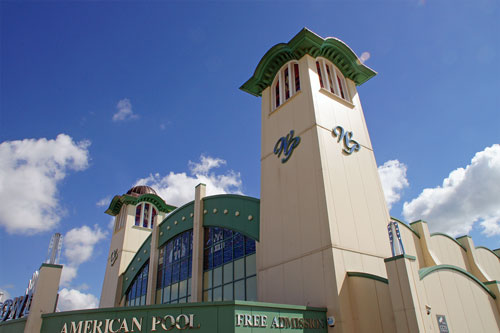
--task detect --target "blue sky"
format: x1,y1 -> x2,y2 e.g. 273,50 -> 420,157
1,0 -> 499,309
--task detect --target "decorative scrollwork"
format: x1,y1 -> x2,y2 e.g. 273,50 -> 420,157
274,130 -> 301,163
332,126 -> 360,155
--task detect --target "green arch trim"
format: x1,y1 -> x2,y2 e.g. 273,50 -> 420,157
476,246 -> 500,260
347,272 -> 389,284
240,28 -> 377,97
419,264 -> 496,299
105,193 -> 176,216
391,217 -> 420,239
202,194 -> 260,241
122,235 -> 152,296
157,201 -> 195,248
430,232 -> 467,251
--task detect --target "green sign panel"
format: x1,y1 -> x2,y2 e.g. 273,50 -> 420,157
40,301 -> 327,333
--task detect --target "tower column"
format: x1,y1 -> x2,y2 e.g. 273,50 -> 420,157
191,183 -> 206,302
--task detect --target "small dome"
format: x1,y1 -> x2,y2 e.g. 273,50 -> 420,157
126,185 -> 157,197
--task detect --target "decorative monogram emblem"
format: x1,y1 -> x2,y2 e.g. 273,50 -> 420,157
110,249 -> 118,266
332,126 -> 360,155
274,130 -> 301,163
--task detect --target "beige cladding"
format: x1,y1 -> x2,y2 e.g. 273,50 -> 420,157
24,264 -> 62,333
100,203 -> 165,308
259,53 -> 392,332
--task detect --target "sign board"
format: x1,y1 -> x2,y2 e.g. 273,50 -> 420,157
436,314 -> 449,333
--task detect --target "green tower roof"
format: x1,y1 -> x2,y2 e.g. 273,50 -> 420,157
240,28 -> 377,97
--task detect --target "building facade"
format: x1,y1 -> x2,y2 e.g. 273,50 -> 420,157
2,28 -> 500,333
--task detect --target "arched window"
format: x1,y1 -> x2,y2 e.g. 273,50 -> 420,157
202,227 -> 256,302
134,202 -> 158,229
156,230 -> 193,304
272,61 -> 301,111
315,58 -> 350,102
126,260 -> 149,306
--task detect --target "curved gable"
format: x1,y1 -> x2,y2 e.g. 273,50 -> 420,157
240,28 -> 376,96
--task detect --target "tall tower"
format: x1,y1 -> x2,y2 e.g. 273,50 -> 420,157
99,185 -> 175,307
241,29 -> 392,332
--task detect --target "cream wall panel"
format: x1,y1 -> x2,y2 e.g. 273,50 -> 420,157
421,269 -> 500,332
348,278 -> 385,332
475,248 -> 500,281
301,251 -> 327,307
375,282 -> 397,333
283,259 -> 305,306
258,265 -> 284,304
429,235 -> 470,271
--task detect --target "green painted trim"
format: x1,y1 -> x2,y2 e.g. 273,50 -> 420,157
202,194 -> 260,241
384,254 -> 417,263
409,219 -> 427,225
430,233 -> 467,251
240,28 -> 377,97
42,300 -> 326,318
105,193 -> 176,216
391,217 -> 420,239
122,235 -> 152,296
157,201 -> 195,249
40,263 -> 63,269
476,246 -> 500,260
347,272 -> 389,284
484,280 -> 500,286
419,265 -> 496,299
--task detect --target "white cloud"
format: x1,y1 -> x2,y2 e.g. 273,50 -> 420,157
96,196 -> 110,207
64,225 -> 107,266
378,160 -> 409,210
57,288 -> 98,311
135,155 -> 242,207
403,144 -> 500,237
60,224 -> 107,286
60,265 -> 78,287
359,51 -> 371,64
0,288 -> 11,302
112,98 -> 138,122
0,134 -> 90,234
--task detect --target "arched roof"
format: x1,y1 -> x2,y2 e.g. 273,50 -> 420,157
240,28 -> 377,97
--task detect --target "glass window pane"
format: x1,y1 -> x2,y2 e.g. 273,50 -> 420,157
143,203 -> 150,228
275,80 -> 280,108
173,238 -> 182,262
213,244 -> 223,267
223,239 -> 233,263
172,263 -> 180,283
187,278 -> 191,296
180,259 -> 189,280
234,280 -> 245,300
246,254 -> 256,276
213,266 -> 222,287
179,280 -> 187,298
165,265 -> 172,285
213,227 -> 223,244
166,242 -> 173,264
181,232 -> 189,258
316,62 -> 324,88
224,229 -> 233,239
188,257 -> 192,277
284,67 -> 290,100
245,237 -> 256,255
246,276 -> 257,301
234,233 -> 244,259
135,205 -> 142,226
223,283 -> 233,301
163,286 -> 170,303
294,63 -> 300,92
223,263 -> 233,284
171,283 -> 178,301
178,297 -> 186,303
234,258 -> 245,280
213,287 -> 222,302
